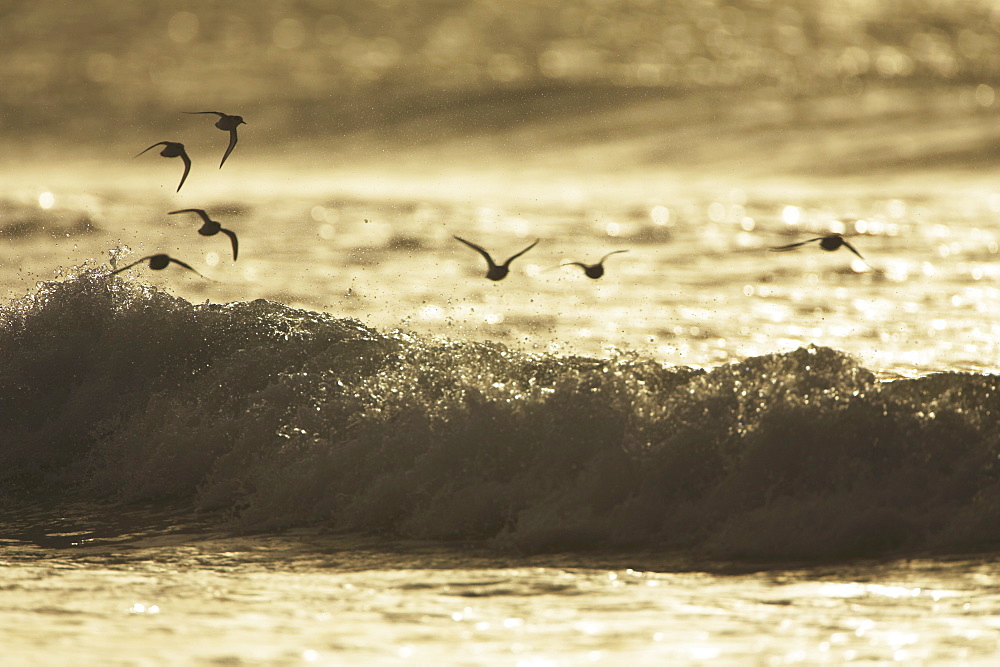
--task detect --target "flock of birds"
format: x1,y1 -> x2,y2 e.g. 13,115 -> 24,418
113,110 -> 873,282
111,111 -> 245,277
452,233 -> 868,281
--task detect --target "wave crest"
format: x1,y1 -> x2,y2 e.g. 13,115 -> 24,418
2,273 -> 999,560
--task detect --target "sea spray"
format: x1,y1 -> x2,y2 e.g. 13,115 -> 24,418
2,272 -> 999,559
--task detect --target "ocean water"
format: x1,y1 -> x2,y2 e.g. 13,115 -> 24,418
4,166 -> 1000,662
7,1 -> 1000,664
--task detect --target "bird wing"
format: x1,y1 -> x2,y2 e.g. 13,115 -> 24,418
177,152 -> 192,192
221,228 -> 239,261
185,111 -> 225,116
135,142 -> 166,158
769,237 -> 823,252
220,128 -> 238,168
840,239 -> 866,262
599,249 -> 629,263
169,208 -> 211,224
454,236 -> 496,267
502,238 -> 540,266
109,256 -> 153,275
168,257 -> 209,279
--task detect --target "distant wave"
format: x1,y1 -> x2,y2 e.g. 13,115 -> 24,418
2,272 -> 999,560
0,200 -> 98,238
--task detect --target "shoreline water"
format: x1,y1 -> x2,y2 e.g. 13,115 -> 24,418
6,496 -> 1000,576
3,526 -> 1000,664
1,275 -> 997,564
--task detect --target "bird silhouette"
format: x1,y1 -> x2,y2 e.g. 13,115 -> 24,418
168,208 -> 239,261
770,233 -> 871,268
109,253 -> 207,279
454,236 -> 539,281
562,250 -> 629,279
135,142 -> 191,192
185,111 -> 245,168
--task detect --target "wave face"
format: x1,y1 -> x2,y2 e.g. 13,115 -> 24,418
2,273 -> 999,560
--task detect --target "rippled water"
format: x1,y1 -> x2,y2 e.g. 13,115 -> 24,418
6,2 -> 1000,661
4,151 -> 1000,662
3,533 -> 1000,664
5,146 -> 1000,377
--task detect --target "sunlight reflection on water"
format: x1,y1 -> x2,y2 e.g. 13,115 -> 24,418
5,541 -> 996,664
13,172 -> 992,379
5,3 -> 1000,666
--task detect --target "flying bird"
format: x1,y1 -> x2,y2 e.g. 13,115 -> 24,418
770,233 -> 871,268
109,253 -> 208,279
135,142 -> 191,192
562,250 -> 629,279
454,236 -> 539,281
168,208 -> 239,261
185,111 -> 246,168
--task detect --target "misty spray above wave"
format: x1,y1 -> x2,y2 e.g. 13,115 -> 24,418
1,272 -> 998,560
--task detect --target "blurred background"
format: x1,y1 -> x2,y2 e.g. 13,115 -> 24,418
5,0 -> 1000,175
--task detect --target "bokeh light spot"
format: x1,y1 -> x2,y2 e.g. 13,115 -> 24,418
782,206 -> 801,225
708,202 -> 726,222
538,50 -> 569,78
651,205 -> 671,226
274,18 -> 306,50
167,12 -> 199,44
976,83 -> 995,107
887,199 -> 907,218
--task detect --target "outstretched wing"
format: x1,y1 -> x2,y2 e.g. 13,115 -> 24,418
454,236 -> 496,268
221,228 -> 239,261
599,249 -> 629,263
561,261 -> 587,269
135,142 -> 166,158
109,256 -> 153,275
169,208 -> 211,224
770,237 -> 823,252
502,238 -> 540,267
184,111 -> 225,117
840,239 -> 866,262
168,257 -> 209,279
220,128 -> 238,168
177,152 -> 192,192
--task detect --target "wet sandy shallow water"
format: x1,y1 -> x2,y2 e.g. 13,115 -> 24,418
2,528 -> 1000,665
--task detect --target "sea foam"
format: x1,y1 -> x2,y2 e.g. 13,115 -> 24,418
2,272 -> 999,560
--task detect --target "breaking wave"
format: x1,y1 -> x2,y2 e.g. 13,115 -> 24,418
2,272 -> 999,561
